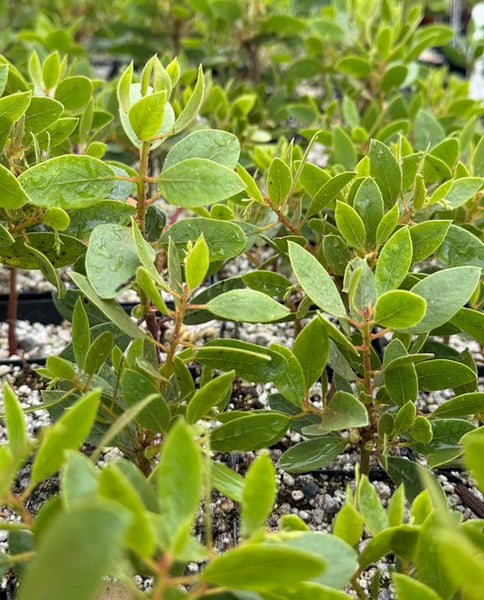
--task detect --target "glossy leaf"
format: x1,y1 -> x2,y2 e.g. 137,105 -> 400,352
19,156 -> 115,209
374,290 -> 426,328
353,176 -> 384,248
121,369 -> 170,432
128,91 -> 166,141
86,223 -> 143,299
415,359 -> 477,391
333,503 -> 364,547
0,163 -> 30,209
431,392 -> 484,419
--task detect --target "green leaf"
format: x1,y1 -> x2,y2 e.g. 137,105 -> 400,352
136,267 -> 169,315
289,242 -> 346,318
385,363 -> 418,407
410,220 -> 451,262
186,371 -> 234,424
121,369 -> 170,432
415,359 -> 477,391
117,62 -> 133,113
386,457 -> 442,502
23,96 -> 63,135
241,454 -> 276,537
46,356 -> 75,379
359,525 -> 420,568
307,171 -> 356,216
0,163 -> 30,209
185,234 -> 209,289
369,140 -> 402,208
387,484 -> 405,527
84,331 -> 114,377
242,271 -> 291,297
85,224 -> 142,298
333,126 -> 357,170
161,217 -> 246,263
211,413 -> 291,451
66,200 -> 135,237
62,451 -> 99,509
211,462 -> 244,503
267,157 -> 292,205
292,318 -> 329,388
317,391 -> 368,432
270,343 -> 306,408
158,420 -> 202,543
374,290 -> 426,328
277,436 -> 347,473
380,65 -> 408,92
333,503 -> 364,547
337,56 -> 371,77
54,76 -> 92,111
31,389 -> 100,486
172,65 -> 204,135
70,272 -> 145,340
353,176 -> 384,248
375,227 -> 412,295
98,464 -> 155,557
16,501 -> 130,600
206,289 -> 290,323
128,91 -> 166,141
405,267 -> 481,333
431,392 -> 484,419
194,339 -> 287,382
450,308 -> 484,344
19,156 -> 115,209
411,415 -> 433,444
260,583 -> 353,600
275,531 -> 357,590
0,90 -> 31,123
335,201 -> 365,250
358,476 -> 388,535
3,383 -> 28,457
164,129 -> 240,170
414,110 -> 445,150
442,177 -> 483,209
462,429 -> 484,491
436,224 -> 484,269
159,158 -> 245,208
201,544 -> 326,590
376,204 -> 399,247
0,223 -> 14,247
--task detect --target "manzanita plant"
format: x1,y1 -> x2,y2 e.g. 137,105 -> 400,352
0,2 -> 483,598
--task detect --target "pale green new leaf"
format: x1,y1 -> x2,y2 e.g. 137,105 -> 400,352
241,454 -> 276,537
0,163 -> 30,209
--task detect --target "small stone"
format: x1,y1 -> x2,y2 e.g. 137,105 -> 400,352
291,490 -> 304,502
282,473 -> 295,487
220,499 -> 235,513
